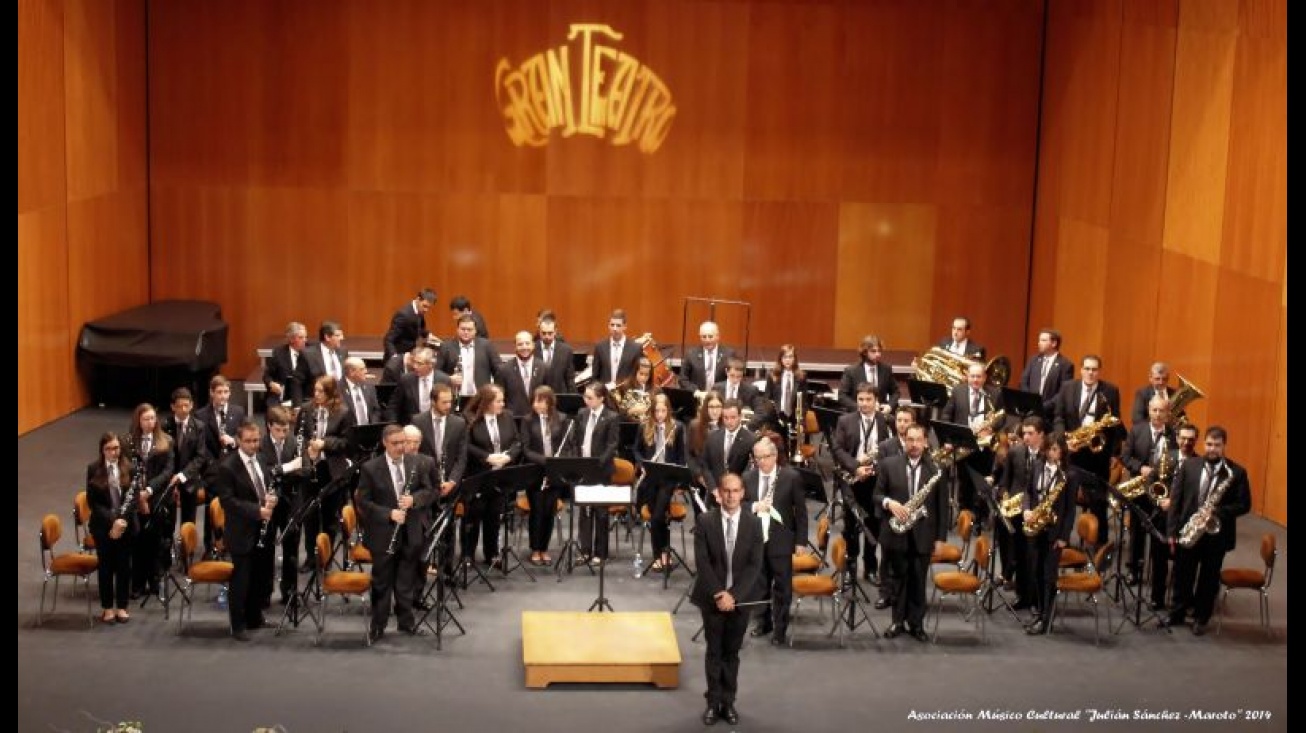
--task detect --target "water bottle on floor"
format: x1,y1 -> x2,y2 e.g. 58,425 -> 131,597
632,552 -> 644,578
216,585 -> 228,610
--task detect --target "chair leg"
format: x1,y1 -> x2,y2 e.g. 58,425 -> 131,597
1261,591 -> 1272,637
316,592 -> 328,646
1216,588 -> 1229,635
1091,595 -> 1100,646
84,576 -> 94,628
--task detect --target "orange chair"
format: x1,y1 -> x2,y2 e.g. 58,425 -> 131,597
1216,533 -> 1277,637
37,514 -> 99,627
790,537 -> 848,647
73,491 -> 96,553
340,504 -> 373,571
930,535 -> 990,643
173,521 -> 234,632
792,516 -> 829,574
932,510 -> 974,567
1051,541 -> 1115,645
208,497 -> 228,559
608,458 -> 637,548
315,532 -> 372,646
1058,513 -> 1098,571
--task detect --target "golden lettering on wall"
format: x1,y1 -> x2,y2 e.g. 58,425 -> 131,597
495,23 -> 676,154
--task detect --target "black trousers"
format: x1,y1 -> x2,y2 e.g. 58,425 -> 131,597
700,605 -> 750,708
272,490 -> 301,598
1026,537 -> 1062,617
93,531 -> 132,610
841,481 -> 880,573
998,517 -> 1033,605
228,542 -> 274,633
461,489 -> 506,562
528,484 -> 562,553
1170,535 -> 1226,624
578,506 -> 610,559
886,543 -> 931,629
755,549 -> 794,634
371,541 -> 420,633
645,481 -> 675,555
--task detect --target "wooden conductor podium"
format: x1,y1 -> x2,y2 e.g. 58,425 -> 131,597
522,611 -> 681,689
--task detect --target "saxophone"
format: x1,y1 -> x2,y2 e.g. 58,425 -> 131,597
889,469 -> 945,534
838,442 -> 878,485
1066,412 -> 1121,453
1177,471 -> 1234,548
999,490 -> 1024,519
1023,472 -> 1066,537
974,409 -> 1007,450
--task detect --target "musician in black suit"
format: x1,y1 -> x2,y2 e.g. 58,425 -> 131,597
500,331 -> 545,421
591,308 -> 642,387
263,321 -> 312,411
997,416 -> 1047,610
763,344 -> 807,429
194,375 -> 244,554
570,383 -> 620,564
713,358 -> 765,429
687,391 -> 725,496
1053,354 -> 1122,546
838,335 -> 897,411
341,357 -> 385,426
296,376 -> 356,561
1017,328 -> 1075,415
356,425 -> 436,640
162,388 -> 213,537
633,393 -> 687,573
86,432 -> 136,623
302,321 -> 350,385
942,363 -> 1006,518
742,437 -> 808,645
462,384 -> 521,567
1022,435 -> 1079,635
535,315 -> 576,394
937,316 -> 985,360
413,382 -> 468,579
259,406 -> 306,605
214,422 -> 278,641
1130,361 -> 1181,427
873,424 -> 948,641
388,347 -> 452,426
448,295 -> 490,339
831,385 -> 890,587
1164,426 -> 1251,636
689,473 -> 763,728
383,287 -> 436,361
382,350 -> 414,386
127,403 -> 175,600
440,315 -> 500,400
1120,396 -> 1177,605
680,321 -> 736,392
522,386 -> 571,566
701,400 -> 756,498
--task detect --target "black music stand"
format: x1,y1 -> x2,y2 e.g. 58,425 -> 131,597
274,463 -> 361,634
967,464 -> 1023,623
555,393 -> 585,416
574,483 -> 633,612
346,422 -> 389,461
1001,387 -> 1045,420
1103,478 -> 1168,634
662,386 -> 699,423
928,420 -> 980,525
797,466 -> 830,539
908,379 -> 949,422
545,457 -> 605,580
138,481 -> 181,611
466,464 -> 545,582
638,460 -> 698,588
375,383 -> 398,409
831,478 -> 880,638
618,421 -> 641,455
812,405 -> 843,443
415,502 -> 466,649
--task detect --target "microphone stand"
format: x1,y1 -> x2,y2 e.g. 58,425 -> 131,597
415,502 -> 465,649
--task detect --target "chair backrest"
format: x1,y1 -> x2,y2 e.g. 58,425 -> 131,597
179,522 -> 199,568
40,514 -> 62,550
1075,513 -> 1099,547
816,516 -> 830,551
612,458 -> 636,485
209,497 -> 226,531
342,504 -> 359,537
1261,533 -> 1277,568
1090,541 -> 1114,573
74,491 -> 92,526
316,532 -> 332,572
971,535 -> 991,576
828,536 -> 847,574
957,510 -> 974,541
804,409 -> 820,434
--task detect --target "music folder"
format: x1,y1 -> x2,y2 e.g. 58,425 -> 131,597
661,386 -> 698,421
573,484 -> 632,506
545,456 -> 605,487
811,405 -> 844,436
555,393 -> 585,415
1001,387 -> 1044,418
460,463 -> 545,499
928,420 -> 981,454
907,379 -> 949,409
639,460 -> 694,489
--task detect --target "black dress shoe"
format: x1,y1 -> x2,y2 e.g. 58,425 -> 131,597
865,572 -> 880,586
909,626 -> 930,642
883,623 -> 904,639
721,704 -> 740,726
399,625 -> 428,637
702,705 -> 719,725
750,624 -> 774,638
1192,621 -> 1208,637
1012,600 -> 1033,611
769,635 -> 785,646
873,597 -> 892,610
246,617 -> 266,631
369,628 -> 386,643
1026,620 -> 1049,635
231,631 -> 251,642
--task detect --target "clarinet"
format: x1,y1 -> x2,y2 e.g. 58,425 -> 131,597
118,441 -> 143,521
543,418 -> 576,490
387,462 -> 416,555
257,461 -> 277,549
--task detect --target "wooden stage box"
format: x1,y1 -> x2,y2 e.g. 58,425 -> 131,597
522,611 -> 681,689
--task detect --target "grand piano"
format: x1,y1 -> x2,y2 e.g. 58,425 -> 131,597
78,300 -> 229,408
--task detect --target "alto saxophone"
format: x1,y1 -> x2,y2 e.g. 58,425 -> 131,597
889,468 -> 945,534
999,490 -> 1024,519
1177,471 -> 1233,548
1066,412 -> 1121,453
1023,472 -> 1066,537
838,442 -> 878,485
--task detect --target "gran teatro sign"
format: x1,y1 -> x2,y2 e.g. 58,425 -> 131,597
495,23 -> 676,153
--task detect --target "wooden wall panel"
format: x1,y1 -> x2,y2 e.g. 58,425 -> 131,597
834,203 -> 937,352
1109,15 -> 1176,243
18,0 -> 66,215
739,202 -> 839,352
1263,292 -> 1286,523
66,190 -> 149,330
18,208 -> 76,435
1160,13 -> 1235,264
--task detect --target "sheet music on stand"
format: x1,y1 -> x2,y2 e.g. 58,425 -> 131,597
573,484 -> 633,506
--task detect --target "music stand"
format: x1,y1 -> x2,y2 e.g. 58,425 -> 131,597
1102,478 -> 1168,634
555,393 -> 585,415
926,421 -> 979,526
796,466 -> 830,539
831,478 -> 880,638
638,460 -> 698,588
662,386 -> 699,423
574,483 -> 633,612
965,464 -> 1023,623
908,379 -> 949,422
375,383 -> 398,409
415,502 -> 466,649
464,464 -> 545,582
545,457 -> 605,579
812,405 -> 842,444
1001,387 -> 1044,420
346,422 -> 389,461
274,463 -> 361,634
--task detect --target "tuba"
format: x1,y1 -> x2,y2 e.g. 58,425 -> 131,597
1167,374 -> 1205,430
914,347 -> 1012,389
